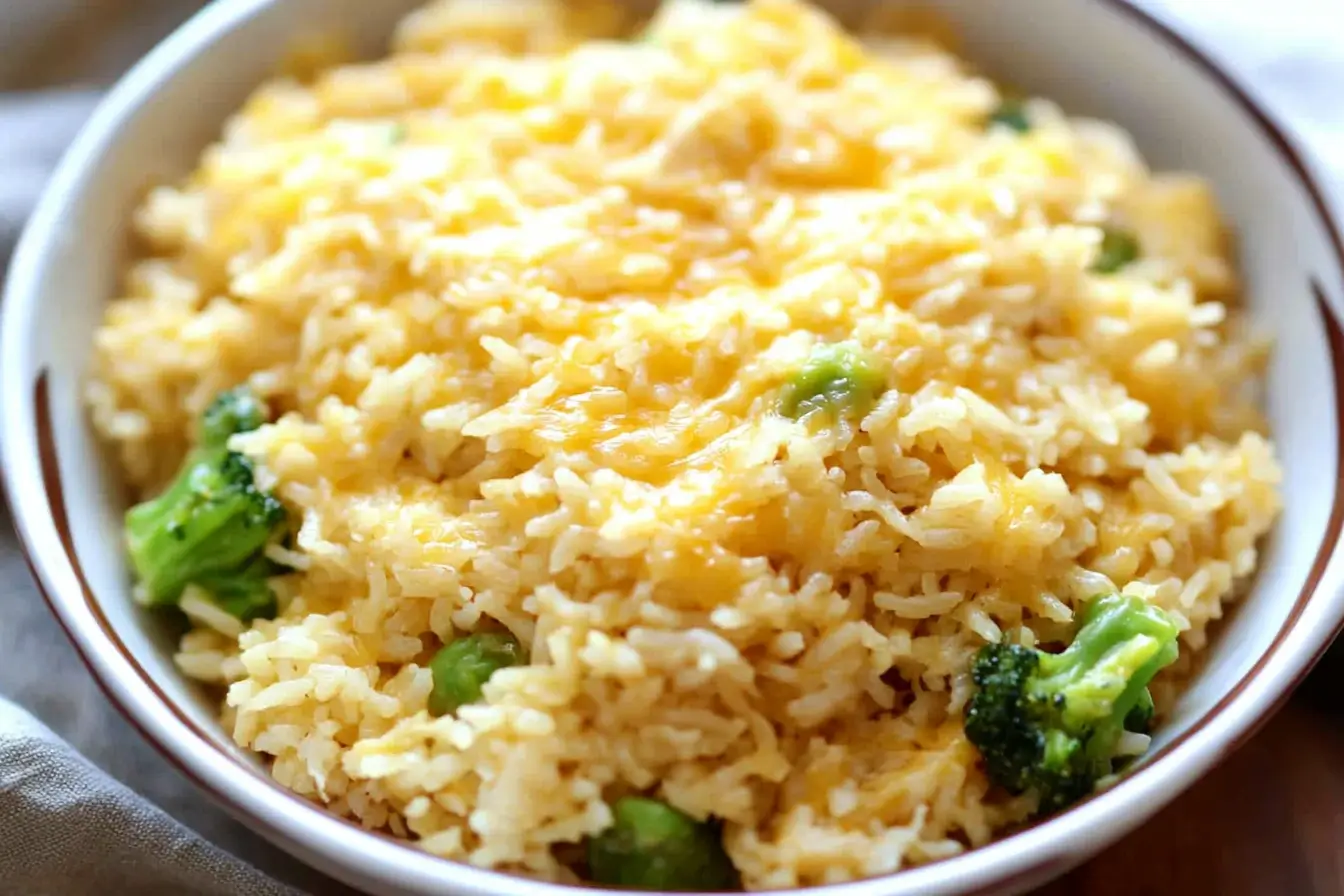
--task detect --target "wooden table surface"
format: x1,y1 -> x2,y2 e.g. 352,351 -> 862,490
1035,664 -> 1344,896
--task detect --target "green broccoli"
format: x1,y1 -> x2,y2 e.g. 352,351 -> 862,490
987,100 -> 1031,134
199,386 -> 267,445
194,555 -> 281,623
779,341 -> 886,421
1092,226 -> 1141,274
587,797 -> 738,892
428,631 -> 527,716
1124,688 -> 1155,735
124,387 -> 287,614
963,593 -> 1179,814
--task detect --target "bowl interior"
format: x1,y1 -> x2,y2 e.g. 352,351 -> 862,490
5,1 -> 1344,894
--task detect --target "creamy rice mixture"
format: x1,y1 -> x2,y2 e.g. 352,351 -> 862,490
89,0 -> 1281,887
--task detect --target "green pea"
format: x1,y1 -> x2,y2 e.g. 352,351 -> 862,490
428,631 -> 526,716
779,341 -> 886,421
987,100 -> 1031,134
1092,226 -> 1141,274
587,797 -> 738,892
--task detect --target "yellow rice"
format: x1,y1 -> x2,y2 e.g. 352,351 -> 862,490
87,0 -> 1282,887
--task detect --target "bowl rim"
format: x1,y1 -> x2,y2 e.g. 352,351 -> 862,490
4,1 -> 1344,895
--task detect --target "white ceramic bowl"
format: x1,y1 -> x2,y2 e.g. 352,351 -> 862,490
4,1 -> 1344,894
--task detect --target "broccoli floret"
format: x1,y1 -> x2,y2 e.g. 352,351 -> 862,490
428,631 -> 527,716
1124,688 -> 1155,734
964,593 -> 1179,814
195,555 -> 281,623
779,341 -> 886,421
125,388 -> 287,609
199,387 -> 268,448
987,100 -> 1031,134
587,797 -> 738,891
1092,226 -> 1141,274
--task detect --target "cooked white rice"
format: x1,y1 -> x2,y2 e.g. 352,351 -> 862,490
88,0 -> 1281,887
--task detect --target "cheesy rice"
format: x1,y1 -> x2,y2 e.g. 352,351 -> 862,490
87,0 -> 1282,887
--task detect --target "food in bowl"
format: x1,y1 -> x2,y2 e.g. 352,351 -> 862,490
86,0 -> 1282,887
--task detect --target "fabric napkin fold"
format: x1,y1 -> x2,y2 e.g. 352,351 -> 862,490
1,1 -> 1343,894
0,697 -> 299,896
